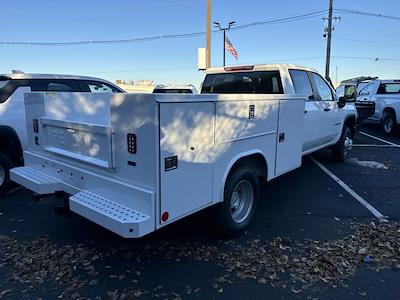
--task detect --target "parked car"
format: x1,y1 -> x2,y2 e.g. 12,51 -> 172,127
0,71 -> 125,196
153,84 -> 197,94
356,79 -> 400,134
336,77 -> 377,123
11,64 -> 355,238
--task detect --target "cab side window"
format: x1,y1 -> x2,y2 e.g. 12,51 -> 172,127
289,70 -> 314,100
311,73 -> 334,101
31,79 -> 80,92
0,80 -> 30,103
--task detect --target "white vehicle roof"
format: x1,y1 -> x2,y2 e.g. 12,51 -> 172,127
379,79 -> 400,84
206,63 -> 319,74
154,84 -> 197,91
0,72 -> 123,91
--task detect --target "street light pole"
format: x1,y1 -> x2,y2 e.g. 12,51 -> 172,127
213,21 -> 235,67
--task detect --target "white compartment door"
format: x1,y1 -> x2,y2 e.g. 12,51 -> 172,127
274,98 -> 305,177
159,102 -> 214,224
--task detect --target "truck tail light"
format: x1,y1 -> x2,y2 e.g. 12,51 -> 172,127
33,119 -> 39,133
224,65 -> 254,72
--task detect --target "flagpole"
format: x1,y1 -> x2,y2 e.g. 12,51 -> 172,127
223,29 -> 226,67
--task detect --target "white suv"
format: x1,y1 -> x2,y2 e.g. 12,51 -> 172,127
0,71 -> 125,196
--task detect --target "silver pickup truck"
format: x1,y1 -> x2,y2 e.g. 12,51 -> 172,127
356,79 -> 400,135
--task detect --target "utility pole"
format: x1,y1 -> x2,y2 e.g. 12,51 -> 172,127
323,0 -> 341,82
213,21 -> 235,67
325,0 -> 334,80
206,0 -> 211,69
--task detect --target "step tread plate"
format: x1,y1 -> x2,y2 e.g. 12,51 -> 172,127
70,190 -> 150,224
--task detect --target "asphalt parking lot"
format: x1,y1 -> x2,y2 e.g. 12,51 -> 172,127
0,120 -> 399,300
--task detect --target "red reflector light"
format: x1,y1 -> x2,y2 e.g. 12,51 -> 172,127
161,212 -> 169,222
224,65 -> 254,72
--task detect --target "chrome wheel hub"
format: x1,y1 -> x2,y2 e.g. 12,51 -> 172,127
230,180 -> 254,224
384,119 -> 394,133
344,136 -> 353,156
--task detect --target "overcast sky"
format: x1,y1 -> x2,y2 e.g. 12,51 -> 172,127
1,0 -> 400,87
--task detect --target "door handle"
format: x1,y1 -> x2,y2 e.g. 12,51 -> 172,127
324,108 -> 330,112
305,110 -> 308,114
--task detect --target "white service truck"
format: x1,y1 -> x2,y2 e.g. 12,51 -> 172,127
10,64 -> 356,238
356,79 -> 400,135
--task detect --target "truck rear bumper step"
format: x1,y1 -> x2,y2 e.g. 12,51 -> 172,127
69,190 -> 152,238
10,166 -> 62,194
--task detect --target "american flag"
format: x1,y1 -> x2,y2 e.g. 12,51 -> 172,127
225,36 -> 238,60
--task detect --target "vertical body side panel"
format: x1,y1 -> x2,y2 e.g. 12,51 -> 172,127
212,97 -> 280,204
159,101 -> 214,224
274,98 -> 305,177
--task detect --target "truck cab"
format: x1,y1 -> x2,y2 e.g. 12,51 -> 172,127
201,64 -> 356,158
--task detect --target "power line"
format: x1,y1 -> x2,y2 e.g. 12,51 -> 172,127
230,10 -> 327,31
332,56 -> 400,61
334,8 -> 400,21
1,8 -> 398,48
334,36 -> 400,47
0,10 -> 327,47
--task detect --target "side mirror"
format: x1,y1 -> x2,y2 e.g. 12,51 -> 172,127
338,96 -> 347,108
345,93 -> 356,103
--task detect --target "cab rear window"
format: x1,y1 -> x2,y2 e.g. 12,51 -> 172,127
377,83 -> 400,94
201,71 -> 283,94
0,80 -> 8,90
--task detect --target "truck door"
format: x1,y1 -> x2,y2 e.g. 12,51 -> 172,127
159,101 -> 214,224
310,72 -> 343,145
357,82 -> 380,118
289,70 -> 324,153
357,82 -> 376,103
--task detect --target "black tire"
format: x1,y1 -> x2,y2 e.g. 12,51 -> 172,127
332,125 -> 353,162
382,111 -> 397,135
0,153 -> 13,198
214,167 -> 260,237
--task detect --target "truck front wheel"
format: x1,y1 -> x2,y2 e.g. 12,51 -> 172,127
332,125 -> 353,162
0,153 -> 13,197
382,111 -> 397,135
214,168 -> 260,237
